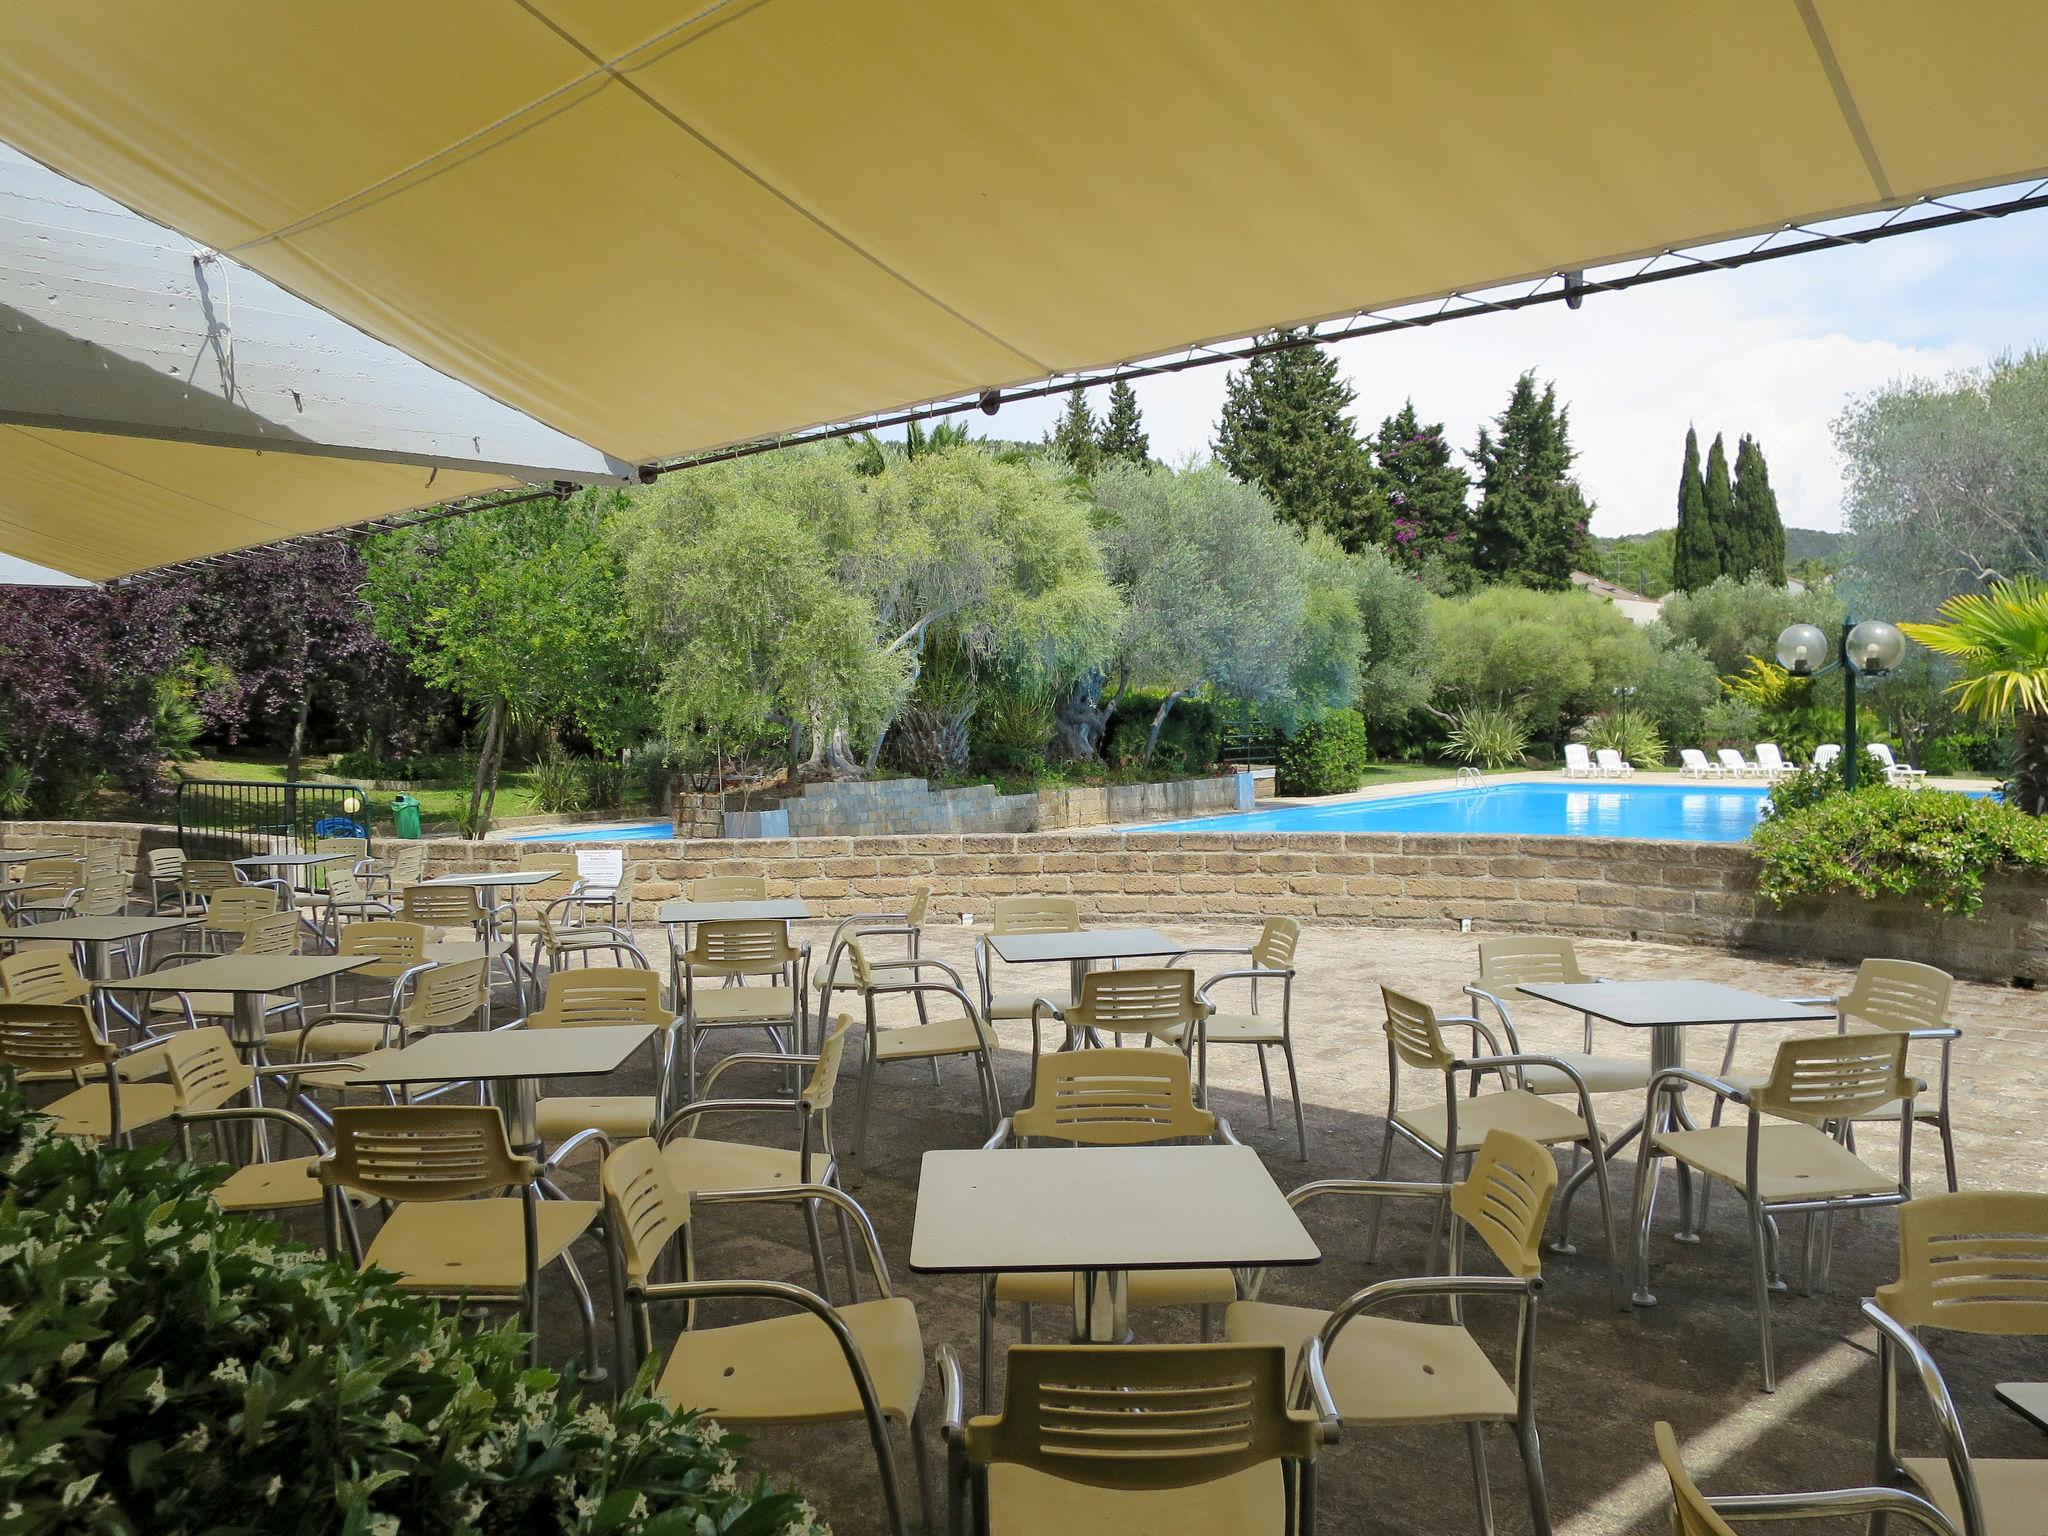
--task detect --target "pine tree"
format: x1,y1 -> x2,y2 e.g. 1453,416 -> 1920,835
1702,432 -> 1739,579
1731,434 -> 1787,585
1466,372 -> 1590,588
1213,330 -> 1386,549
1671,426 -> 1716,591
1096,380 -> 1150,466
1372,400 -> 1470,569
1046,388 -> 1102,476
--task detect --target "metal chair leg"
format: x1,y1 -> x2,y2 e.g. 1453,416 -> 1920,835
1466,1423 -> 1497,1536
1516,1415 -> 1554,1536
1279,1038 -> 1307,1162
803,1196 -> 834,1305
1364,1118 -> 1397,1262
849,1039 -> 880,1187
1630,1137 -> 1661,1307
558,1250 -> 605,1386
1747,1191 -> 1778,1393
909,1406 -> 937,1536
1256,1045 -> 1275,1127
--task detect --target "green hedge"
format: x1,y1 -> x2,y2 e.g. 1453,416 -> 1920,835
0,1080 -> 816,1536
1103,691 -> 1222,775
1752,784 -> 2048,915
1276,709 -> 1370,796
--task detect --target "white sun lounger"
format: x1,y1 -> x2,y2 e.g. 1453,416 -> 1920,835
1867,742 -> 1928,787
1717,747 -> 1761,778
1563,742 -> 1597,779
1679,748 -> 1720,779
1753,743 -> 1792,781
1594,748 -> 1634,778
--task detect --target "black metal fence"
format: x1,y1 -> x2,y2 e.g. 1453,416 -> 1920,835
1218,727 -> 1282,768
174,779 -> 372,858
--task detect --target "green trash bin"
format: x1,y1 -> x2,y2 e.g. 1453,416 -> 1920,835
391,793 -> 422,840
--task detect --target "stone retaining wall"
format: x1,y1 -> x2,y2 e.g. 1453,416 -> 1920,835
8,822 -> 2039,985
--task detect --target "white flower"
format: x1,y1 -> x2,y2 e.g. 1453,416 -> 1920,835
210,1358 -> 247,1387
573,1494 -> 599,1518
143,1372 -> 168,1409
263,1476 -> 282,1504
84,1279 -> 112,1304
177,1425 -> 209,1453
369,1516 -> 399,1536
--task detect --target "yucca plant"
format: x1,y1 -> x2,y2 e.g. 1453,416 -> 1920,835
1584,708 -> 1666,769
1443,703 -> 1529,770
1902,576 -> 2048,814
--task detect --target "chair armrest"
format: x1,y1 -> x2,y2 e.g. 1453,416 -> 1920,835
1196,967 -> 1292,1000
1298,1336 -> 1342,1444
1029,997 -> 1066,1024
936,1343 -> 969,1439
699,1051 -> 821,1097
868,978 -> 983,1019
174,1103 -> 331,1157
1322,1273 -> 1533,1348
1646,1064 -> 1746,1102
1283,1177 -> 1453,1212
982,1117 -> 1015,1149
541,1128 -> 613,1172
1214,1115 -> 1241,1147
656,1097 -> 801,1142
1165,946 -> 1255,965
691,1184 -> 894,1294
1705,1488 -> 1960,1534
862,955 -> 966,987
1903,1027 -> 1962,1043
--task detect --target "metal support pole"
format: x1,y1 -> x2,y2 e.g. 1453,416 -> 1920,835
1840,616 -> 1859,790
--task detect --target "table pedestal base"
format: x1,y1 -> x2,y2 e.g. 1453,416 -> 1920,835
1073,1268 -> 1130,1344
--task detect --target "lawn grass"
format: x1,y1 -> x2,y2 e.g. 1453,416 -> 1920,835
174,755 -> 560,833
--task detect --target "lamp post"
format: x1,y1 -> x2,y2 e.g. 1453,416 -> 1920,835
1774,615 -> 1907,789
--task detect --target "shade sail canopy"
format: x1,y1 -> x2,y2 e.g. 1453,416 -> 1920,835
1,1 -> 2046,564
0,144 -> 635,580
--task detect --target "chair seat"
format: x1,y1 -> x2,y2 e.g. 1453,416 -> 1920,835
1903,1456 -> 2048,1536
536,1095 -> 656,1143
662,1137 -> 832,1194
984,1463 -> 1284,1535
1226,1301 -> 1517,1425
872,1015 -> 994,1061
1504,1051 -> 1649,1096
214,1154 -> 327,1211
1395,1089 -> 1588,1155
43,1081 -> 177,1140
1654,1123 -> 1898,1202
653,1296 -> 923,1425
363,1198 -> 599,1294
995,1267 -> 1236,1307
1153,1012 -> 1285,1047
987,989 -> 1076,1021
267,1019 -> 416,1057
687,986 -> 797,1025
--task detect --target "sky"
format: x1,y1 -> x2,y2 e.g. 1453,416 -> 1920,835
6,204 -> 2048,587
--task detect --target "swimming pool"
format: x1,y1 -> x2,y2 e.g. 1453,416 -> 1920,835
1138,781 -> 1772,842
508,821 -> 675,843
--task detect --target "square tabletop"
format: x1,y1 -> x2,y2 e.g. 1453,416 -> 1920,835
232,852 -> 350,870
1516,980 -> 1832,1028
98,954 -> 371,995
1998,1382 -> 2048,1434
657,898 -> 810,925
0,851 -> 47,865
11,914 -> 198,942
986,927 -> 1181,966
416,869 -> 565,889
911,1144 -> 1318,1274
342,1024 -> 656,1085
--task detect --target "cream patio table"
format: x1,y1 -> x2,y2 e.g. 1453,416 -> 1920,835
15,913 -> 198,1028
1518,979 -> 1831,1291
341,1023 -> 655,1159
985,926 -> 1185,1046
910,1143 -> 1317,1344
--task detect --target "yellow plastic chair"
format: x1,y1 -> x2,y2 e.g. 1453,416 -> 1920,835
815,884 -> 933,1029
937,1338 -> 1334,1536
504,852 -> 580,985
675,917 -> 807,1099
1028,966 -> 1209,1072
319,1103 -> 605,1371
1371,987 -> 1622,1305
1159,917 -> 1309,1159
841,939 -> 1004,1182
0,1001 -> 174,1143
974,895 -> 1081,1026
177,859 -> 244,914
1230,1128 -> 1558,1536
196,884 -> 282,950
401,882 -> 520,1019
1633,1031 -> 1918,1391
0,947 -> 92,1006
519,966 -> 682,1149
657,1015 -> 858,1302
316,918 -> 428,1017
11,856 -> 85,921
362,841 -> 429,902
279,955 -> 487,1065
1464,936 -> 1651,1096
530,861 -> 651,976
162,1025 -> 355,1225
979,1048 -> 1239,1405
144,911 -> 308,1036
603,1136 -> 929,1536
686,873 -> 768,902
1863,1190 -> 2048,1536
1654,1421 -> 1958,1536
298,866 -> 395,949
145,847 -> 187,913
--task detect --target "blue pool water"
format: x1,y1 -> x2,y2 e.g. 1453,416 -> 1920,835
508,821 -> 674,842
1139,781 -> 1773,842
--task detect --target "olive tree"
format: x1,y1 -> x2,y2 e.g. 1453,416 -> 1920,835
1428,585 -> 1652,747
613,452 -> 907,786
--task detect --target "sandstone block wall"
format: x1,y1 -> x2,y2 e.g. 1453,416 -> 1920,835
8,823 -> 2039,985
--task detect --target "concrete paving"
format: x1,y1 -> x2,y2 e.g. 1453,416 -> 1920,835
263,915 -> 2048,1534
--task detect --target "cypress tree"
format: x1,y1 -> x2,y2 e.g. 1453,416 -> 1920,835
1046,388 -> 1102,476
1702,432 -> 1739,579
1671,426 -> 1715,591
1372,400 -> 1470,568
1466,372 -> 1589,588
1731,434 -> 1787,585
1213,330 -> 1387,549
1096,380 -> 1151,466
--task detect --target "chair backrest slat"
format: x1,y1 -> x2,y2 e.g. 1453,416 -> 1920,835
204,885 -> 280,930
990,895 -> 1080,936
1751,1032 -> 1913,1124
1070,968 -> 1200,1035
1839,958 -> 1952,1035
1011,1049 -> 1214,1144
321,1105 -> 524,1200
601,1137 -> 686,1285
1381,986 -> 1454,1072
401,884 -> 487,928
237,911 -> 300,958
687,873 -> 767,902
0,1002 -> 109,1072
336,920 -> 428,972
965,1344 -> 1314,1491
0,949 -> 90,1006
1251,916 -> 1300,972
1475,935 -> 1591,989
164,1026 -> 253,1112
1449,1128 -> 1558,1278
806,1017 -> 854,1112
687,918 -> 794,972
531,967 -> 667,1030
399,958 -> 488,1032
1655,1423 -> 1740,1536
1876,1190 -> 2048,1336
388,845 -> 431,886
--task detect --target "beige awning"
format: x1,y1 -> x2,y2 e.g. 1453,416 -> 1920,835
0,425 -> 510,581
1,1 -> 2045,562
